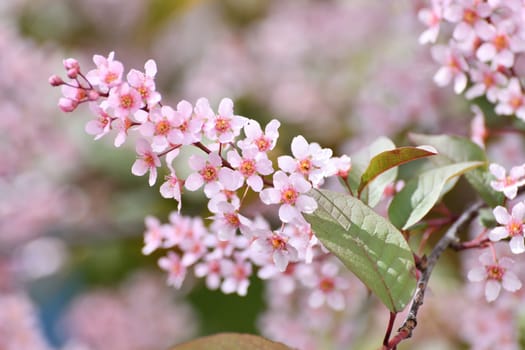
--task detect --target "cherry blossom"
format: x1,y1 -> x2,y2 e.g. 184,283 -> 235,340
142,216 -> 169,255
489,162 -> 525,199
227,147 -> 273,192
495,78 -> 525,120
489,203 -> 525,254
126,59 -> 161,107
204,98 -> 246,143
252,230 -> 299,272
220,255 -> 252,296
131,138 -> 161,186
85,51 -> 124,92
467,252 -> 521,302
85,102 -> 112,140
431,44 -> 469,94
209,201 -> 252,241
470,105 -> 487,148
158,251 -> 187,289
417,2 -> 443,44
185,152 -> 242,197
238,119 -> 280,153
105,82 -> 142,119
260,171 -> 317,223
278,135 -> 333,187
465,62 -> 508,102
159,150 -> 183,212
475,19 -> 525,68
302,260 -> 350,311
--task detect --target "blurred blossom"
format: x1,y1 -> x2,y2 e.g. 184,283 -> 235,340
0,292 -> 52,350
63,272 -> 198,350
15,237 -> 69,280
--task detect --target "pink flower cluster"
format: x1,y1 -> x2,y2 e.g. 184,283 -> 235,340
419,0 -> 525,120
50,52 -> 351,295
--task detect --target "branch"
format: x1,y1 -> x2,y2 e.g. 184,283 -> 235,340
387,200 -> 484,349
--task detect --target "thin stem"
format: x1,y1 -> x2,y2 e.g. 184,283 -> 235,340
383,312 -> 397,347
387,200 -> 484,349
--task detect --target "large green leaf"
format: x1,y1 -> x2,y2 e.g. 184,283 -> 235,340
388,161 -> 484,230
358,146 -> 437,197
305,189 -> 416,313
172,333 -> 292,350
409,133 -> 503,207
347,137 -> 397,207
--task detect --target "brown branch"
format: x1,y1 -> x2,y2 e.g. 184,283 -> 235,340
386,200 -> 484,349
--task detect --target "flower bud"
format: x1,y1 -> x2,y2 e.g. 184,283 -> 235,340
58,97 -> 78,112
48,75 -> 64,86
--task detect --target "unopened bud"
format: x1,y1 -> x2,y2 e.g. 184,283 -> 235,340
87,90 -> 100,101
48,75 -> 64,86
63,58 -> 79,70
58,97 -> 78,112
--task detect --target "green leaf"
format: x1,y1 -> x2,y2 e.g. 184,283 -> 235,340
409,133 -> 504,207
305,189 -> 416,313
389,161 -> 484,230
348,137 -> 396,207
172,333 -> 292,350
358,146 -> 437,197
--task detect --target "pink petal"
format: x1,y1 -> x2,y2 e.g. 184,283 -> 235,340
485,280 -> 501,302
467,267 -> 487,282
476,43 -> 496,62
185,173 -> 204,191
509,236 -> 525,254
488,226 -> 509,241
260,188 -> 281,204
218,98 -> 234,117
502,272 -> 521,292
131,159 -> 148,176
493,206 -> 510,225
279,204 -> 300,223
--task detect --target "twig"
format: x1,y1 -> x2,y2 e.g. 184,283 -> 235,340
386,200 -> 484,349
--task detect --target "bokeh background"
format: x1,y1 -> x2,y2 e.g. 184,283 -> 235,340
2,0 -> 524,349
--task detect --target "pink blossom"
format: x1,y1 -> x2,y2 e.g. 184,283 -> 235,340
158,251 -> 187,289
467,252 -> 521,302
324,155 -> 352,178
160,150 -> 183,212
209,201 -> 252,241
475,20 -> 525,68
260,171 -> 317,223
194,255 -> 225,290
220,255 -> 252,296
418,3 -> 443,44
105,83 -> 142,119
85,103 -> 112,140
489,203 -> 525,254
172,99 -> 203,145
431,45 -> 469,94
465,62 -> 508,102
185,152 -> 242,197
142,216 -> 169,255
227,147 -> 274,192
252,230 -> 299,272
136,105 -> 179,152
495,78 -> 525,120
278,135 -> 333,187
85,51 -> 124,92
126,59 -> 161,107
131,139 -> 161,186
238,119 -> 280,153
443,0 -> 492,42
204,98 -> 246,143
112,115 -> 135,147
302,260 -> 350,311
489,162 -> 525,199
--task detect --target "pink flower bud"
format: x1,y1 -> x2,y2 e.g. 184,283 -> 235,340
67,68 -> 79,79
58,97 -> 78,112
87,90 -> 100,101
48,75 -> 64,86
63,58 -> 79,70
